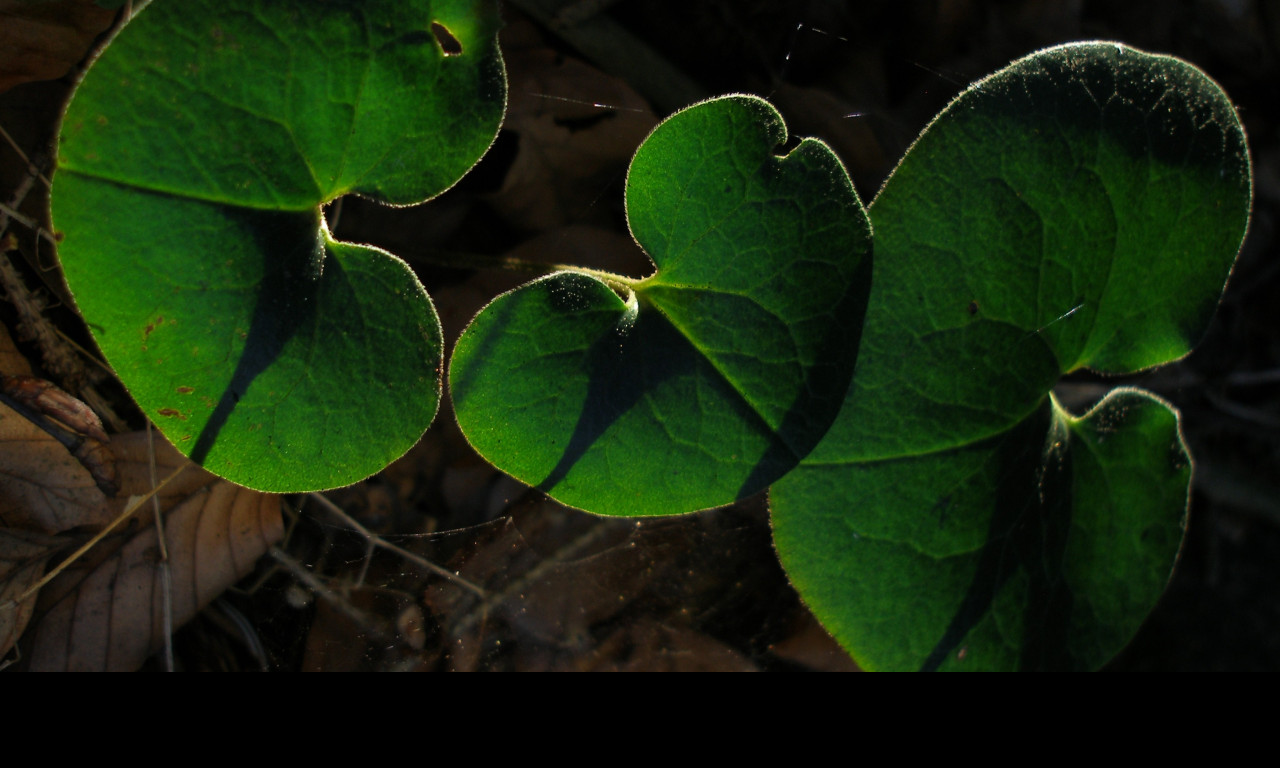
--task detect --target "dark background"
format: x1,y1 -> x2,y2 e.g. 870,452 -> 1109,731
1,0 -> 1277,670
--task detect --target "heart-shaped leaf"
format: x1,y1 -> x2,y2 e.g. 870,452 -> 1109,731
770,43 -> 1251,670
451,95 -> 872,516
51,0 -> 506,492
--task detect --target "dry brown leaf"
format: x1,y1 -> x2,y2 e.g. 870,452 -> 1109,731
300,599 -> 378,673
417,493 -> 830,671
0,527 -> 65,661
424,512 -> 768,671
425,509 -> 669,671
25,472 -> 282,671
3,315 -> 282,669
765,612 -> 861,672
0,0 -> 117,94
107,429 -> 218,508
299,587 -> 423,672
488,21 -> 657,231
0,324 -> 111,533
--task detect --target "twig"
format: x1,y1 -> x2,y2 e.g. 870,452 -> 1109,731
0,254 -> 78,386
307,492 -> 487,599
2,156 -> 95,390
448,516 -> 623,638
1,463 -> 190,610
0,383 -> 87,454
146,423 -> 174,671
0,123 -> 52,189
266,546 -> 389,642
0,201 -> 38,232
0,202 -> 59,249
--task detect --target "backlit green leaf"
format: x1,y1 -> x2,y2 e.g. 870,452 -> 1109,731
451,95 -> 872,516
52,0 -> 506,491
771,43 -> 1251,670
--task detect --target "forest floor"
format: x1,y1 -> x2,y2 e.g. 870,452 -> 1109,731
2,0 -> 1277,670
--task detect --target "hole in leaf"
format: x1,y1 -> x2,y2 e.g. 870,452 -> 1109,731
431,22 -> 463,56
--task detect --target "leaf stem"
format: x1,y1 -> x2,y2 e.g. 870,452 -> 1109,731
545,264 -> 640,293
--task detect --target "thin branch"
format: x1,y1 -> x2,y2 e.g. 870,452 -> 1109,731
0,123 -> 52,188
266,546 -> 389,642
147,423 -> 174,672
307,492 -> 487,599
1,464 -> 190,610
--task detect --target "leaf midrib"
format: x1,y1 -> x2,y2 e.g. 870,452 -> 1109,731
639,282 -> 804,459
58,164 -> 326,214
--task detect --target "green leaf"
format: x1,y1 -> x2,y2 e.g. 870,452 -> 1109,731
450,95 -> 872,516
51,0 -> 506,492
770,42 -> 1251,670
